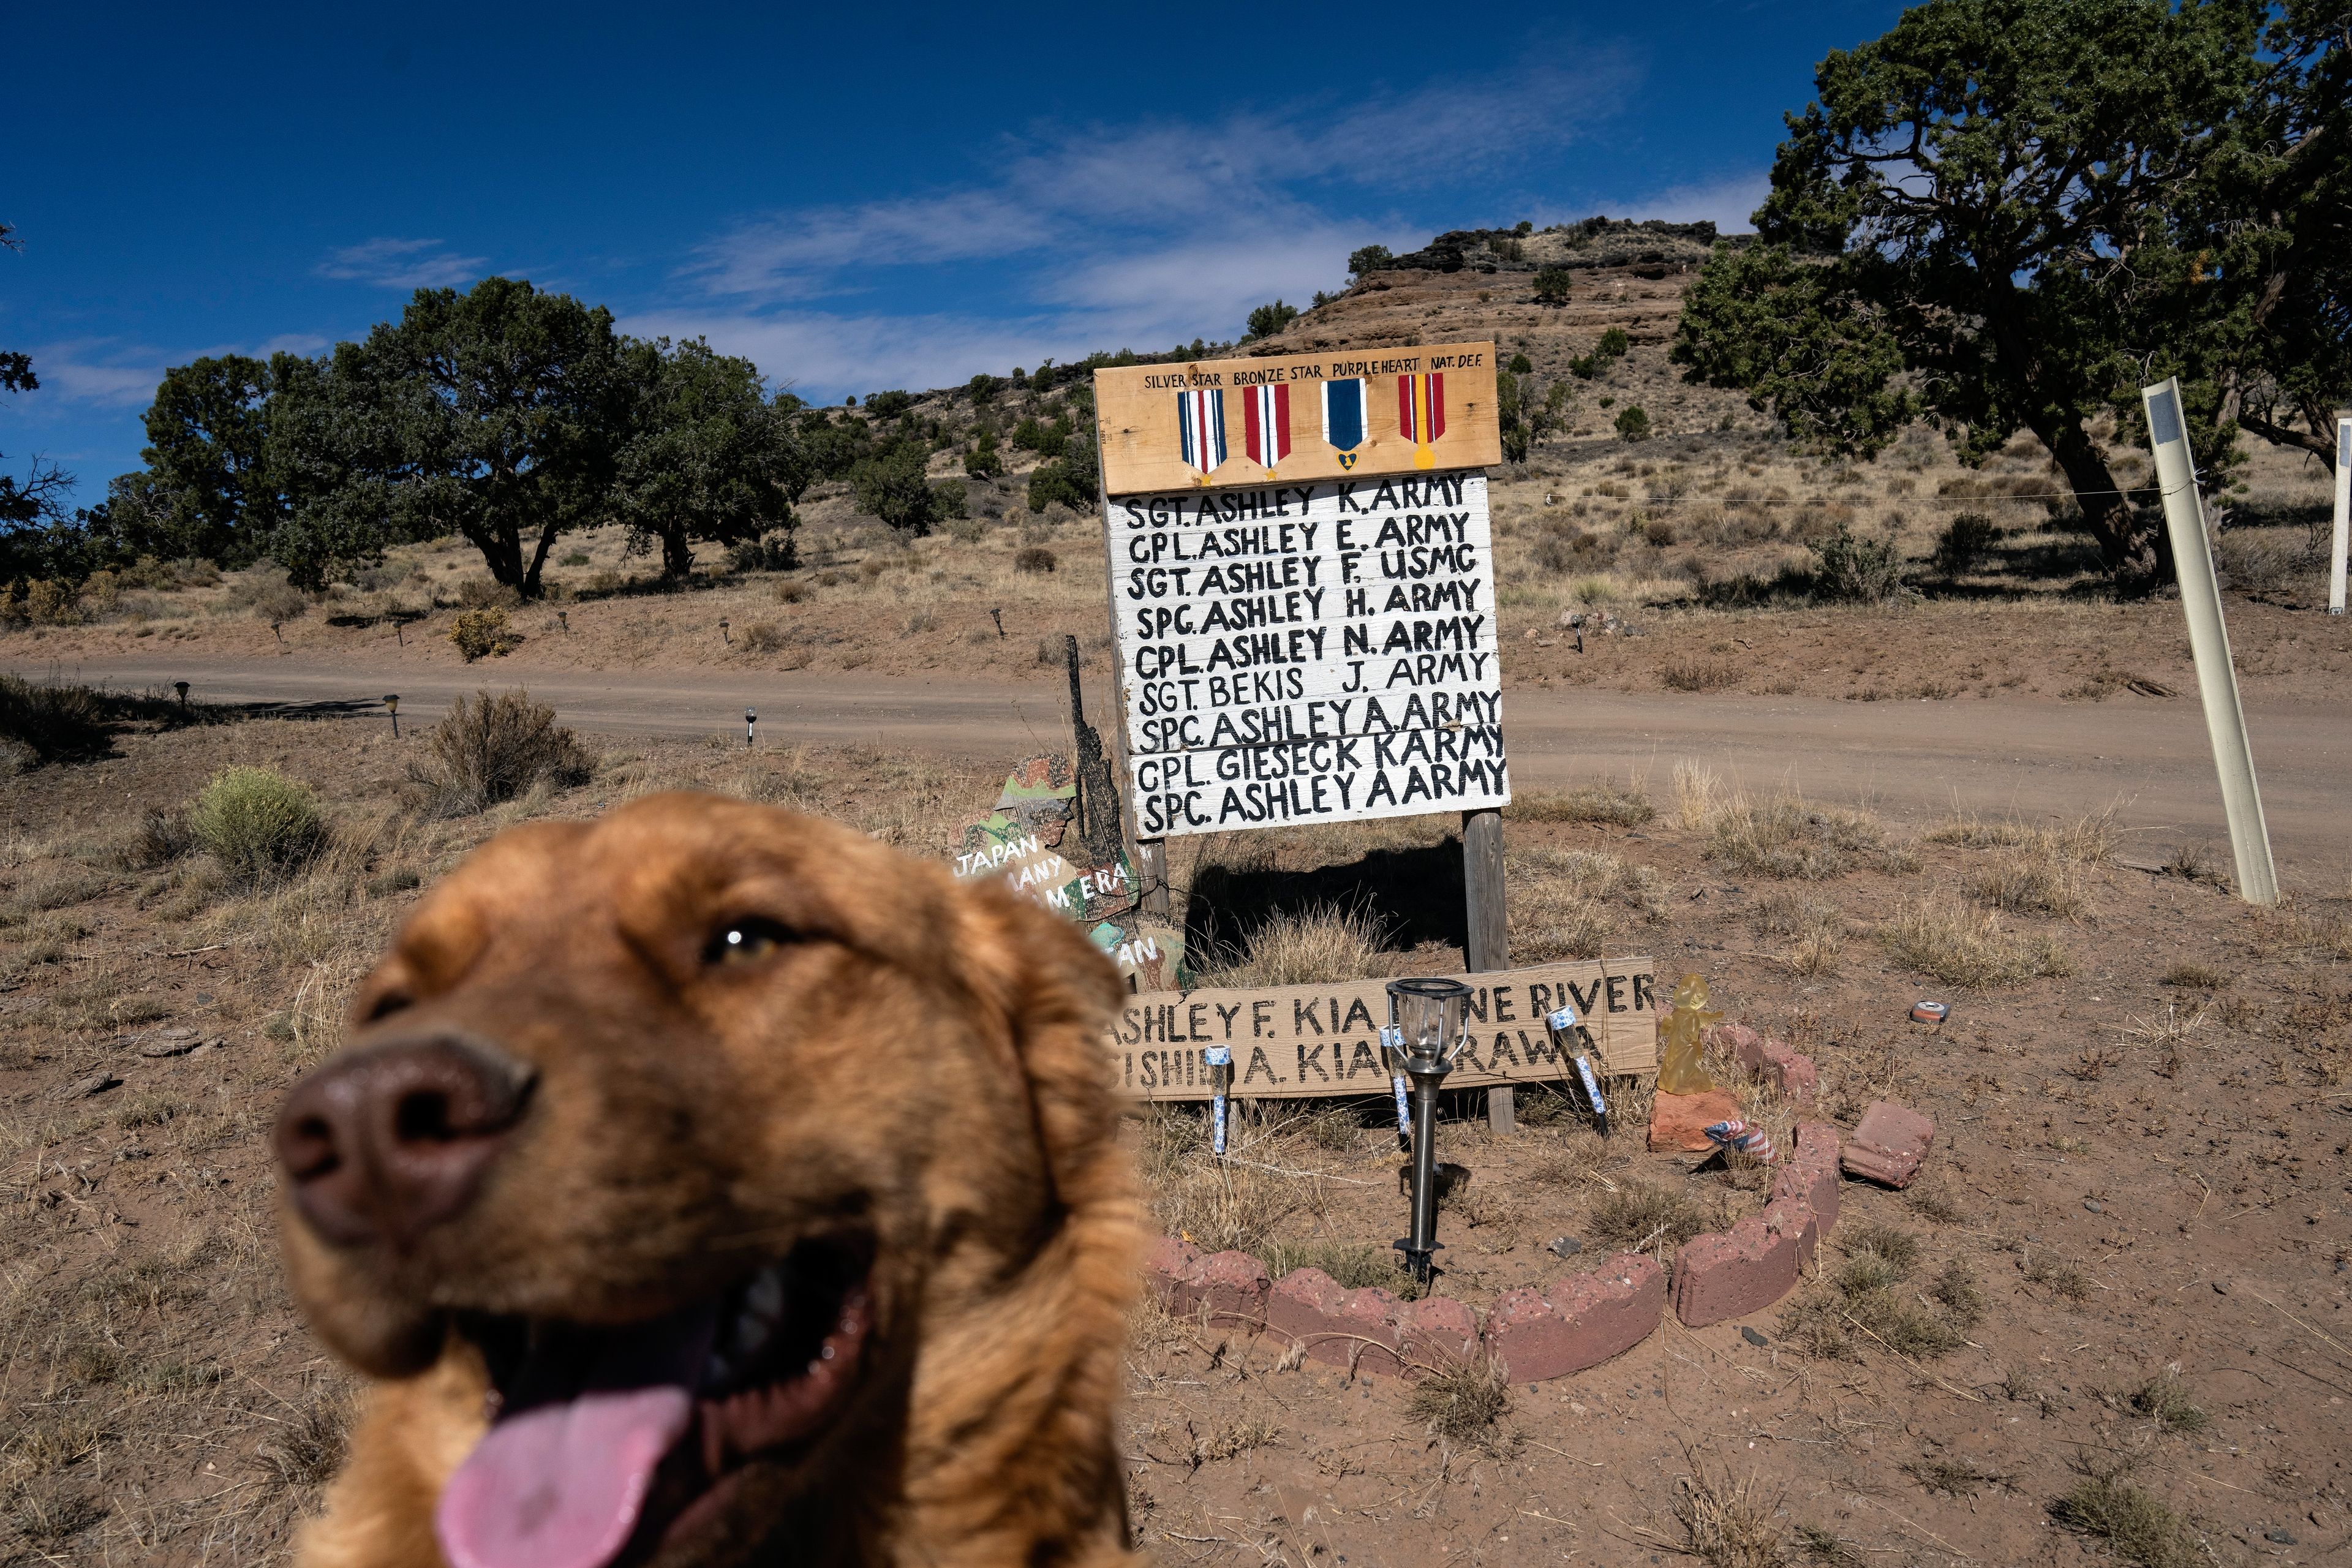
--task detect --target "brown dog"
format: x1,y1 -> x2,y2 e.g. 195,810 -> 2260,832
274,793 -> 1142,1568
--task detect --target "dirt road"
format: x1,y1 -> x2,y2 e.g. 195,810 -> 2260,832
24,653 -> 2348,887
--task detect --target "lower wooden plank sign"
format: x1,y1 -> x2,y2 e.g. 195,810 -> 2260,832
1106,956 -> 1657,1102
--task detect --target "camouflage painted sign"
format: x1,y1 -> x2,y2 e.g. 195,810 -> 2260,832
954,755 -> 1186,989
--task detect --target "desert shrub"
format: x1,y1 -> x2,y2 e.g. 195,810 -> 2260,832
1244,300 -> 1298,340
10,577 -> 84,625
414,690 -> 593,814
1673,1455 -> 1789,1568
739,620 -> 786,654
944,516 -> 987,544
448,608 -> 519,662
1533,266 -> 1572,304
191,766 -> 326,883
1348,243 -> 1393,276
0,675 -> 113,767
1014,546 -> 1058,575
1929,513 -> 2002,578
774,579 -> 808,604
1507,352 -> 1534,374
1614,404 -> 1652,442
227,573 -> 311,622
1807,522 -> 1905,603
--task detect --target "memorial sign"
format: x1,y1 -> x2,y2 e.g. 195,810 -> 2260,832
1106,956 -> 1659,1102
1109,470 -> 1507,837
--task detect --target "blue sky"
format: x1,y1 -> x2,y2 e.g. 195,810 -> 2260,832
4,1 -> 1907,508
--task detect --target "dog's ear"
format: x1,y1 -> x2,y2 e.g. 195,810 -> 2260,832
954,880 -> 1132,1219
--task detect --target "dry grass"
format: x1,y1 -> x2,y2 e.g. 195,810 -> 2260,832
2051,1463 -> 2208,1567
1502,782 -> 1656,827
1139,1109 -> 1304,1254
1672,760 -> 1720,831
1901,1455 -> 2010,1496
1193,903 -> 1386,987
1588,1180 -> 1726,1254
256,1385 -> 360,1494
1673,1452 -> 1790,1568
1257,1239 -> 1413,1293
1781,1224 -> 1980,1361
1406,1358 -> 1512,1450
2125,1003 -> 2209,1077
1749,892 -> 1846,976
2162,960 -> 2229,990
1962,851 -> 2092,919
2125,1370 -> 2208,1433
1879,895 -> 2070,988
1926,807 -> 2119,865
1509,846 -> 1668,962
1706,793 -> 1909,880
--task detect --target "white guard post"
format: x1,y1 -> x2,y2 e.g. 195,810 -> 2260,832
2139,377 -> 2280,907
2331,415 -> 2348,616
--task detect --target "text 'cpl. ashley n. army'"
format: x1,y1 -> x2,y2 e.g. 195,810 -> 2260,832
1113,471 -> 1507,838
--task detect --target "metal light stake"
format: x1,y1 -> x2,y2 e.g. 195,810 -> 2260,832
1204,1046 -> 1233,1156
383,694 -> 400,738
745,707 -> 756,749
1385,976 -> 1471,1286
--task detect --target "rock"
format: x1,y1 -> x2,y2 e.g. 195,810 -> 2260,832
1841,1100 -> 1937,1189
61,1072 -> 121,1100
138,1028 -> 204,1058
1706,1022 -> 1818,1107
1649,1087 -> 1744,1152
1483,1255 -> 1665,1383
2084,1199 -> 2103,1214
1740,1327 -> 1770,1347
1547,1236 -> 1584,1259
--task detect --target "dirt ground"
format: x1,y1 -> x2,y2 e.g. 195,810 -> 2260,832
4,706 -> 2349,1566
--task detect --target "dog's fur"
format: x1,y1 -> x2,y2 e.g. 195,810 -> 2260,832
281,793 -> 1142,1567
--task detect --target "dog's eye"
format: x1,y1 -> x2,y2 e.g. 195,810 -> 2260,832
706,918 -> 793,967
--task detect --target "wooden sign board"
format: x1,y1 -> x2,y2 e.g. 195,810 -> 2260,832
1095,341 -> 1501,496
1110,471 -> 1506,838
1107,957 -> 1657,1102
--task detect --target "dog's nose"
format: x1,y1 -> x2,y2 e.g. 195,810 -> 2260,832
276,1036 -> 535,1248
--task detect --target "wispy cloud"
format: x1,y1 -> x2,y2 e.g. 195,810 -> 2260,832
17,331 -> 336,411
317,236 -> 489,289
663,53 -> 1635,397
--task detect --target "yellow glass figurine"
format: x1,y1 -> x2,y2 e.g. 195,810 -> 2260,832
1654,971 -> 1722,1095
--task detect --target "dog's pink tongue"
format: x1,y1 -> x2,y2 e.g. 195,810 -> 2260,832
435,1385 -> 693,1568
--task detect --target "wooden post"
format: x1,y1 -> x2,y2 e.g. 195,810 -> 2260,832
1090,402 -> 1171,921
1461,807 -> 1512,1131
2141,377 -> 2280,906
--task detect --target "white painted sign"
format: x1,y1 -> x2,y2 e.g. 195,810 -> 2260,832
1110,470 -> 1508,838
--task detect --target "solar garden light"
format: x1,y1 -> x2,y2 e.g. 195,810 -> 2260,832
1204,1046 -> 1232,1156
1384,976 -> 1472,1286
745,707 -> 756,749
173,680 -> 190,710
557,609 -> 569,635
1544,1002 -> 1608,1136
383,694 -> 400,738
720,617 -> 731,646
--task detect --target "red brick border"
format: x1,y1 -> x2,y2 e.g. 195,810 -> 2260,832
1139,1050 -> 1852,1378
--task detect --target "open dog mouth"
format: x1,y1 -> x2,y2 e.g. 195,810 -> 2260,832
435,1235 -> 873,1568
